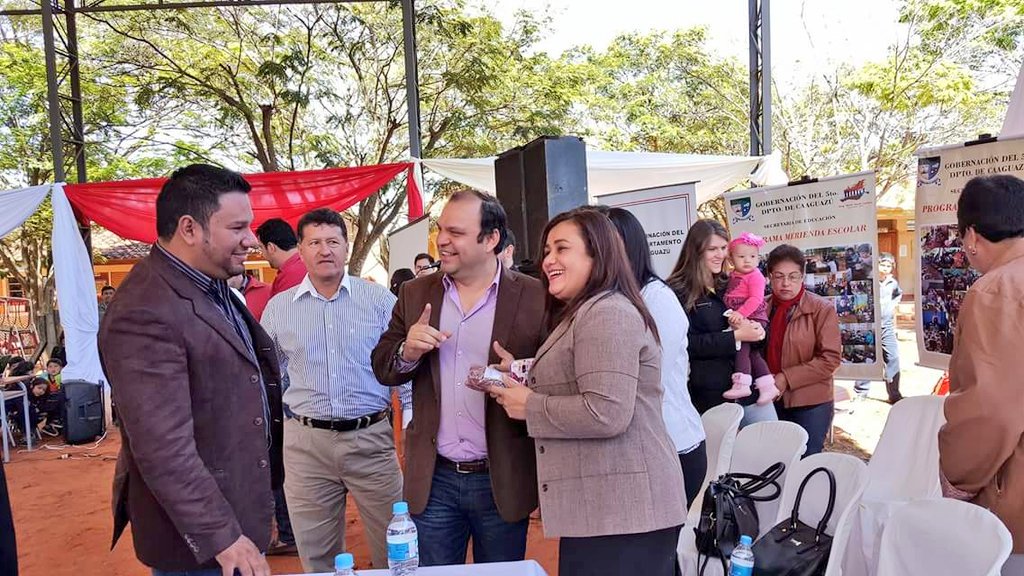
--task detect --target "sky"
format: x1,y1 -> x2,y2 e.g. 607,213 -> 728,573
482,0 -> 907,92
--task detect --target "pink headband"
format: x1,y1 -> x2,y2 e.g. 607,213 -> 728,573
730,232 -> 766,250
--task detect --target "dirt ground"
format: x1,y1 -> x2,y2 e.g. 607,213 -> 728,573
5,426 -> 559,576
5,323 -> 941,576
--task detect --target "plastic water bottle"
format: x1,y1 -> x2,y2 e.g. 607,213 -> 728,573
729,535 -> 755,576
387,501 -> 419,575
334,553 -> 355,576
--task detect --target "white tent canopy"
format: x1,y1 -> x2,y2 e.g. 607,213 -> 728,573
0,183 -> 104,386
1002,59 -> 1024,137
420,149 -> 789,205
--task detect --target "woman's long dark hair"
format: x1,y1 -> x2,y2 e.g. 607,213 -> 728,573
665,219 -> 731,311
540,207 -> 659,342
605,207 -> 660,288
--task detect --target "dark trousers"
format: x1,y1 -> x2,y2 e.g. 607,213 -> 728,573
559,524 -> 682,576
273,486 -> 294,545
0,459 -> 17,576
776,401 -> 833,456
679,441 -> 708,509
412,465 -> 528,566
735,343 -> 771,379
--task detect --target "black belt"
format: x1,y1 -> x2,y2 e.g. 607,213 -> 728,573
437,455 -> 489,474
293,409 -> 390,432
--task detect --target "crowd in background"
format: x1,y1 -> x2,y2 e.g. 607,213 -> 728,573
3,168 -> 1024,576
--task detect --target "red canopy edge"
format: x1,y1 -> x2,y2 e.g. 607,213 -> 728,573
64,163 -> 424,244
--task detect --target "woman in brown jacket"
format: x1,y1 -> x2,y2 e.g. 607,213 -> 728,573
940,175 -> 1024,574
764,244 -> 842,456
489,208 -> 686,576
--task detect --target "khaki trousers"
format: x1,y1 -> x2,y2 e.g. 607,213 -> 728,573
284,417 -> 403,572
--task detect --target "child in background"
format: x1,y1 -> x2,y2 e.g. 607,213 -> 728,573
42,357 -> 63,393
722,233 -> 779,405
28,377 -> 62,436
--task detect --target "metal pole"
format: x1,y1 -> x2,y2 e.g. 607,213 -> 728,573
761,0 -> 772,155
41,0 -> 66,182
65,0 -> 87,184
748,0 -> 758,156
401,0 -> 422,160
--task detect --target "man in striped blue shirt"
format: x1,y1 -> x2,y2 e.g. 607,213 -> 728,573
261,208 -> 411,572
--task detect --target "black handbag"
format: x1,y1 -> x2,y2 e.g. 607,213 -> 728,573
752,467 -> 836,576
694,462 -> 785,576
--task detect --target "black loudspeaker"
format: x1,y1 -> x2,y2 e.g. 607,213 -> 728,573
63,380 -> 105,444
494,136 -> 588,263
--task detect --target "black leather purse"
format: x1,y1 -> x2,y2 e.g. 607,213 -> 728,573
752,467 -> 836,576
694,462 -> 785,576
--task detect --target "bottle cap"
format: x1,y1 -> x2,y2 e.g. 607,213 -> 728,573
740,535 -> 753,546
335,553 -> 354,570
393,501 -> 409,514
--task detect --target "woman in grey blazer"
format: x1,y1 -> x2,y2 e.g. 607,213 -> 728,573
490,208 -> 686,576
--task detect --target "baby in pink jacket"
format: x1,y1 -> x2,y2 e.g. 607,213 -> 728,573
723,233 -> 779,405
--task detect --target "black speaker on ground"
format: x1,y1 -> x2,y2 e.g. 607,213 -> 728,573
494,136 -> 588,263
63,380 -> 105,445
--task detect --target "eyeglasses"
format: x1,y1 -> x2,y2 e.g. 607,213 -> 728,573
770,272 -> 805,283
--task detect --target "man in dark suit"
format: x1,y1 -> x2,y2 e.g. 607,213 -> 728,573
100,164 -> 283,576
372,190 -> 546,566
0,459 -> 16,576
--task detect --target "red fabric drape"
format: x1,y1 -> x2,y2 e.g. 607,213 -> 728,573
64,163 -> 424,243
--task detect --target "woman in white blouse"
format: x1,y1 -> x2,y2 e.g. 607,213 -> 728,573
605,207 -> 707,507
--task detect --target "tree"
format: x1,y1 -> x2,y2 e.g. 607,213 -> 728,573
0,23 -> 191,345
83,0 -> 581,274
566,28 -> 749,155
773,0 -> 1019,197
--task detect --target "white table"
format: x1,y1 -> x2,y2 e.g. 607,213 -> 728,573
298,559 -> 548,576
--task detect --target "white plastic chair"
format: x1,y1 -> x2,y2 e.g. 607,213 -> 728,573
678,420 -> 808,576
687,403 -> 744,521
839,395 -> 947,576
1,381 -> 33,462
875,498 -> 1012,576
762,452 -> 868,576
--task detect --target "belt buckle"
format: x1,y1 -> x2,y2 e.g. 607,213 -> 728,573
454,461 -> 473,474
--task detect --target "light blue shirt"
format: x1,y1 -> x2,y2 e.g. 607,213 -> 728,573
262,273 -> 411,421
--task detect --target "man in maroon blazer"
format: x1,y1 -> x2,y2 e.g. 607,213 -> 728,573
100,164 -> 284,576
372,190 -> 546,566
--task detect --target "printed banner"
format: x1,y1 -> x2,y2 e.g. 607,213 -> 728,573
595,182 -> 699,279
724,172 -> 882,381
914,136 -> 1024,369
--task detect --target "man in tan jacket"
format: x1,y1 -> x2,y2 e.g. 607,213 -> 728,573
940,174 -> 1024,572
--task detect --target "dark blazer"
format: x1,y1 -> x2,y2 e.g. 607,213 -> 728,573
0,460 -> 16,576
99,248 -> 284,572
372,265 -> 546,522
677,288 -> 757,413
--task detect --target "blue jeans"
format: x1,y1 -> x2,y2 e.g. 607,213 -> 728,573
740,401 -> 778,428
412,465 -> 529,566
776,401 -> 834,456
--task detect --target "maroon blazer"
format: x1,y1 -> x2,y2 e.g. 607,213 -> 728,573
99,248 -> 284,571
371,266 -> 546,522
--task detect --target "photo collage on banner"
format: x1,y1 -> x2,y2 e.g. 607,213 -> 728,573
914,136 -> 1024,369
724,172 -> 882,380
594,182 -> 699,278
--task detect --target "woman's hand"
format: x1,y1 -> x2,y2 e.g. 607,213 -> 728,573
490,341 -> 516,373
489,376 -> 532,420
734,320 -> 765,343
